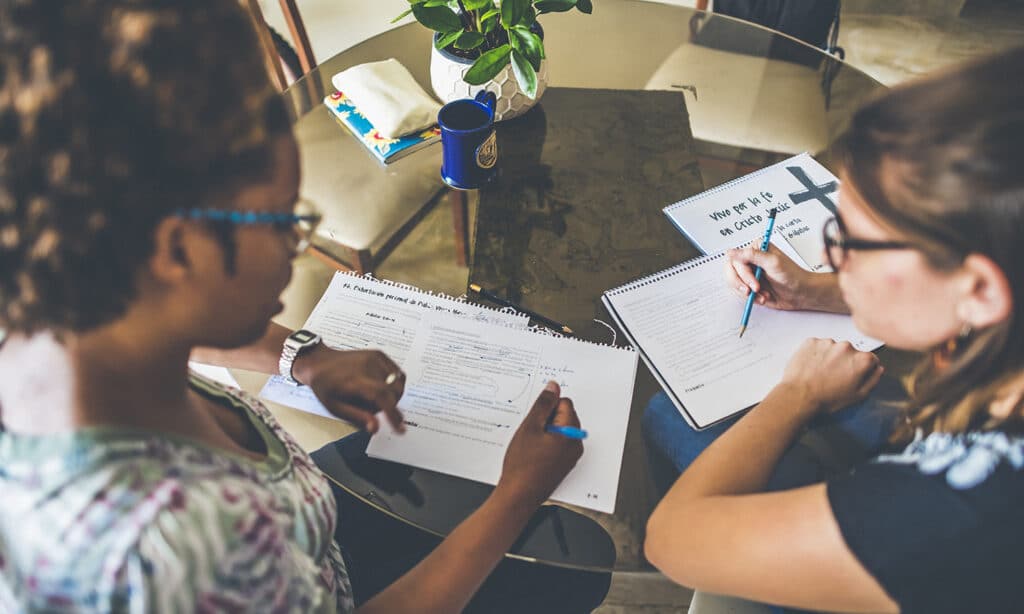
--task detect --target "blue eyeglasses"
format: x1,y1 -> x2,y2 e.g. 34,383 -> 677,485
175,198 -> 322,256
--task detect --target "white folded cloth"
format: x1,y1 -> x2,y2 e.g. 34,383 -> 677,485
331,59 -> 442,139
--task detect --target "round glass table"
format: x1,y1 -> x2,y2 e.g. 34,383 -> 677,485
235,0 -> 887,576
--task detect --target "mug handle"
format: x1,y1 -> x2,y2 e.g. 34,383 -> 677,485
474,90 -> 497,113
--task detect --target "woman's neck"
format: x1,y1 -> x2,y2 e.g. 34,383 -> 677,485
0,325 -> 199,436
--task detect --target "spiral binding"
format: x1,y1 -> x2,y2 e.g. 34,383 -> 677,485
605,251 -> 729,296
333,272 -> 634,353
334,271 -> 519,320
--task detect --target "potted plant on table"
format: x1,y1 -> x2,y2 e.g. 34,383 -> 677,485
394,0 -> 592,121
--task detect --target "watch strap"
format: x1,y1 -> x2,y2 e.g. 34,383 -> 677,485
279,329 -> 321,385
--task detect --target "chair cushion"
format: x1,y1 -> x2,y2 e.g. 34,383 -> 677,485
331,58 -> 442,139
293,106 -> 444,252
645,43 -> 829,155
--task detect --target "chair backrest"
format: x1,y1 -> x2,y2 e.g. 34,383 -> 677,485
241,0 -> 317,91
277,0 -> 316,75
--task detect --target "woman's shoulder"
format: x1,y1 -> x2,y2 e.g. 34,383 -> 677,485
826,429 -> 1024,612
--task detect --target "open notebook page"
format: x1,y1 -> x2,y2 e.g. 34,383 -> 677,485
367,309 -> 638,514
603,251 -> 879,429
259,273 -> 527,416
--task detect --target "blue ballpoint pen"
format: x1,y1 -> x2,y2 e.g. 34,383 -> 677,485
738,208 -> 779,338
545,425 -> 589,439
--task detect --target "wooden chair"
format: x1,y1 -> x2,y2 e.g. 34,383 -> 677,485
241,0 -> 470,275
243,0 -> 315,91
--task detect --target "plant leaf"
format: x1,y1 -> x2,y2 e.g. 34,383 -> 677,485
422,0 -> 450,6
576,0 -> 593,13
480,13 -> 499,33
411,4 -> 463,32
535,0 -> 576,14
501,0 -> 529,28
510,48 -> 538,98
391,8 -> 414,23
464,44 -> 511,85
435,30 -> 462,50
455,31 -> 486,50
481,12 -> 499,33
463,0 -> 492,9
511,27 -> 543,71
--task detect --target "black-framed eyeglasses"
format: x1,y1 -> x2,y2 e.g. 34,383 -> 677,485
175,198 -> 322,256
822,216 -> 916,270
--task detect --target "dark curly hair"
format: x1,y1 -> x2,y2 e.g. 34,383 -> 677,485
0,0 -> 291,334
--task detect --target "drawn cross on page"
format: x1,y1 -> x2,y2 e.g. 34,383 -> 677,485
786,166 -> 838,215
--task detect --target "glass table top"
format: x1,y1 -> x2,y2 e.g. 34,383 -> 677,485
246,0 -> 887,573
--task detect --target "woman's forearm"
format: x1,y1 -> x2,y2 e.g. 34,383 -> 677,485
651,383 -> 818,513
189,322 -> 292,374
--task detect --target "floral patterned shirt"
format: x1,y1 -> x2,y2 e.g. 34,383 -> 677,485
0,373 -> 354,613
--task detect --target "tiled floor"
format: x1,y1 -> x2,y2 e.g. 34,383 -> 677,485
267,1 -> 1024,611
841,7 -> 1024,85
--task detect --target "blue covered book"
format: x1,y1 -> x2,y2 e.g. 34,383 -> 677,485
322,91 -> 441,165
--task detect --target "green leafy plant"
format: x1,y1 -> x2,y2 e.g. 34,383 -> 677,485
393,0 -> 592,99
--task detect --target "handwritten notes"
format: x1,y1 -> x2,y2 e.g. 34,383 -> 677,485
664,152 -> 839,271
259,274 -> 527,417
369,310 -> 637,513
260,273 -> 638,513
603,251 -> 879,430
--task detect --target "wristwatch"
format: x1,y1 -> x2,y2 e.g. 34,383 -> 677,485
279,329 -> 322,385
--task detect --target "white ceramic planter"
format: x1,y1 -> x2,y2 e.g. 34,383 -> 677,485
430,39 -> 548,122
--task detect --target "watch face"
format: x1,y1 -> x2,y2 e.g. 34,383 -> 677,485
291,330 -> 317,344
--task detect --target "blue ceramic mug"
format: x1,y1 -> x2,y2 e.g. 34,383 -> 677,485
438,91 -> 498,190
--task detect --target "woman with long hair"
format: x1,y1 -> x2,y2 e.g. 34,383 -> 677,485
644,46 -> 1024,613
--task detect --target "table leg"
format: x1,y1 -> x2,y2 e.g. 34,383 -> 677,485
450,189 -> 470,267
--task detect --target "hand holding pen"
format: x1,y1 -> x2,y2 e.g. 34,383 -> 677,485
498,381 -> 585,507
738,208 -> 778,337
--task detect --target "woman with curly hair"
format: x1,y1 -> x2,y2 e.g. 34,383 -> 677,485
644,46 -> 1024,613
0,1 -> 599,611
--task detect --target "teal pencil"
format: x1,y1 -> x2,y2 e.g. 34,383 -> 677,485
738,208 -> 778,337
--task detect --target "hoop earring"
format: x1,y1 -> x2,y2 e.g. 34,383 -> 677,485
934,322 -> 973,370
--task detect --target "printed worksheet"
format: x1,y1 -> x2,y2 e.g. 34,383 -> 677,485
367,309 -> 638,514
259,274 -> 527,417
260,273 -> 638,513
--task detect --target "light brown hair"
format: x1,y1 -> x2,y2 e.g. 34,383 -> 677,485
836,46 -> 1024,440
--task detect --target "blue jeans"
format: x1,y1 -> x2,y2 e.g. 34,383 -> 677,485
643,375 -> 905,492
642,376 -> 906,613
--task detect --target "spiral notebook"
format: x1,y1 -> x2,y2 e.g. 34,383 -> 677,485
602,252 -> 880,430
663,153 -> 839,272
261,273 -> 638,513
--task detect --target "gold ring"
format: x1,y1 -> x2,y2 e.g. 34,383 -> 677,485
385,372 -> 399,385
